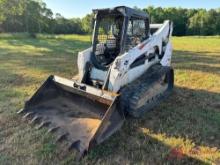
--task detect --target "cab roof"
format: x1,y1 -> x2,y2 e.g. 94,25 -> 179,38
93,6 -> 148,19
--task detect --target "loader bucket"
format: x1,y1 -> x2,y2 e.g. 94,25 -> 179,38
18,75 -> 125,157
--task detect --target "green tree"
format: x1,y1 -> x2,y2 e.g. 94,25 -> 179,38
0,0 -> 26,23
81,14 -> 94,33
188,9 -> 217,35
1,2 -> 220,36
24,0 -> 53,33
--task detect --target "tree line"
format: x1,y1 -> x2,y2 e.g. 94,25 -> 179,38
0,0 -> 93,34
0,0 -> 220,36
144,6 -> 220,36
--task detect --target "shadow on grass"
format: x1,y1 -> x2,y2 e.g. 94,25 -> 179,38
138,87 -> 220,147
0,68 -> 43,88
85,87 -> 220,164
173,50 -> 220,74
4,37 -> 90,56
0,37 -> 91,77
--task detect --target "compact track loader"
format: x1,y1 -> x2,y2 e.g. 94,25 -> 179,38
18,6 -> 174,157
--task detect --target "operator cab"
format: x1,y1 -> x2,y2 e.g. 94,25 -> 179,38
92,6 -> 149,70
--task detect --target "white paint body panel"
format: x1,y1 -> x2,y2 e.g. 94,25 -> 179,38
77,47 -> 92,81
160,41 -> 173,66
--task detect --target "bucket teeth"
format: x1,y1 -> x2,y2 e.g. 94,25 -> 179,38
31,116 -> 42,124
56,133 -> 69,143
37,121 -> 51,129
68,140 -> 81,151
17,109 -> 25,114
23,112 -> 34,119
48,126 -> 60,133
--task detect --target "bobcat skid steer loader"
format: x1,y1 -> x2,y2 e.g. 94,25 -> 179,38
18,6 -> 174,157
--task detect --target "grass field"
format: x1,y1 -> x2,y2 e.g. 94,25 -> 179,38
0,34 -> 219,164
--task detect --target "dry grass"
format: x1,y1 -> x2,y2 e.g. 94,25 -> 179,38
0,34 -> 219,164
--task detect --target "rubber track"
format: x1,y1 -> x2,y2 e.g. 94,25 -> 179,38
120,65 -> 174,118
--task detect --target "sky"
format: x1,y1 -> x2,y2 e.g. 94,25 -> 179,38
43,0 -> 220,18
